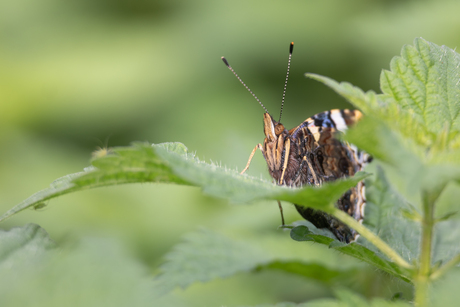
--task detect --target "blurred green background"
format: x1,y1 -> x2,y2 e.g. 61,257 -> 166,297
1,0 -> 459,305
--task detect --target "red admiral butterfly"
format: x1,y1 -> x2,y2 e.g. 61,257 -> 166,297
222,42 -> 371,243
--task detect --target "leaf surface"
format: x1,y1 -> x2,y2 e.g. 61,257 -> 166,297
1,142 -> 368,221
155,229 -> 361,293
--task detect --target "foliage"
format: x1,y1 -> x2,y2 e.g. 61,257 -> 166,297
1,38 -> 460,306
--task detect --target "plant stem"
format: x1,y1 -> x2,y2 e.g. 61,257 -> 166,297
332,208 -> 412,270
414,190 -> 436,307
413,276 -> 429,307
419,191 -> 435,275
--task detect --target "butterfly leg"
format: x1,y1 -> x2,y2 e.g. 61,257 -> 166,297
240,144 -> 263,175
277,200 -> 285,226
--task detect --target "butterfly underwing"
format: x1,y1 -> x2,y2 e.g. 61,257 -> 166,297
222,43 -> 371,243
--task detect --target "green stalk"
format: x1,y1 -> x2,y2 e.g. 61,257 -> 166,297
413,190 -> 436,307
332,208 -> 412,270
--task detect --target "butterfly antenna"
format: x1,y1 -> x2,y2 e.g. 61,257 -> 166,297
279,42 -> 294,123
221,56 -> 269,114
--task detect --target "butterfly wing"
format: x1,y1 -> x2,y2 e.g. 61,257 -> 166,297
287,109 -> 369,243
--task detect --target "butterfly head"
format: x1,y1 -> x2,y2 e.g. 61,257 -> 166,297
263,113 -> 286,142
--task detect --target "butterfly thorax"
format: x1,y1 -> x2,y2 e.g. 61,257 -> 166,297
262,113 -> 304,186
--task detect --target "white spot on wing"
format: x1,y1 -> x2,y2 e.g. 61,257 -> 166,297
330,110 -> 348,132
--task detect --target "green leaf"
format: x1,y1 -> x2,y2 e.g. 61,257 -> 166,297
430,268 -> 460,306
275,172 -> 369,213
0,230 -> 185,307
290,165 -> 460,283
237,302 -> 339,307
305,73 -> 379,114
155,229 -> 361,293
333,289 -> 411,307
289,167 -> 423,283
0,142 -> 190,222
432,220 -> 460,265
380,38 -> 460,138
76,142 -> 190,187
333,289 -> 369,307
1,142 -> 368,222
290,225 -> 411,283
345,116 -> 423,169
236,290 -> 412,307
306,72 -> 433,149
435,211 -> 458,222
155,229 -> 271,293
309,75 -> 460,199
363,167 -> 420,264
0,224 -> 56,269
260,261 -> 347,284
307,39 -> 460,197
155,143 -> 369,209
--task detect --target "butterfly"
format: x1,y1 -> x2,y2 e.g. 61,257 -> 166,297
222,43 -> 371,243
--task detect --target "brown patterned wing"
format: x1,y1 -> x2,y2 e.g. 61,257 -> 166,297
287,109 -> 370,243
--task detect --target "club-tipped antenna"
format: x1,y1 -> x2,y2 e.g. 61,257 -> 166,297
279,42 -> 294,123
221,56 -> 269,114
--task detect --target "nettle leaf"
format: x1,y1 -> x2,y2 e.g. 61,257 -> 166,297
0,142 -> 190,222
345,119 -> 460,202
291,164 -> 459,283
432,219 -> 460,265
1,142 -> 368,222
307,39 -> 460,197
380,38 -> 460,140
0,234 -> 175,307
155,229 -> 271,293
306,71 -> 426,176
309,39 -> 460,153
290,167 -> 422,283
0,224 -> 56,270
155,229 -> 361,293
305,73 -> 379,114
290,224 -> 411,283
155,143 -> 369,209
345,116 -> 422,169
306,73 -> 432,149
363,168 -> 420,264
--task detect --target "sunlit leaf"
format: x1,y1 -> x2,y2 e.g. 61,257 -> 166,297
380,38 -> 460,137
1,142 -> 368,222
305,73 -> 379,114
